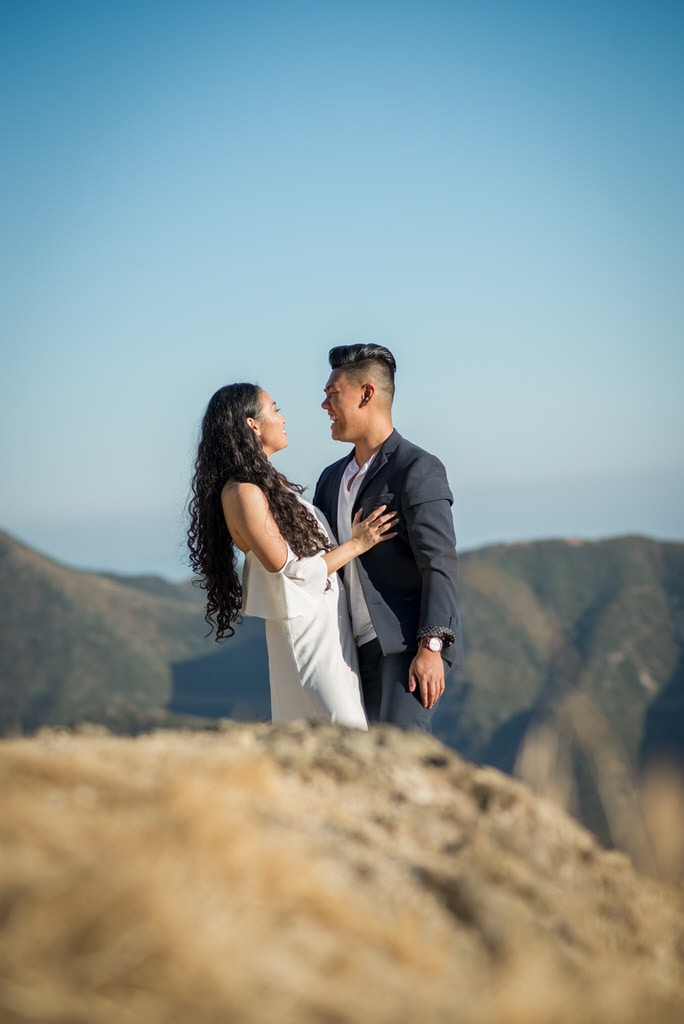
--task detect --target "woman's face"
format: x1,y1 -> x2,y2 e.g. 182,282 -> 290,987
252,390 -> 288,458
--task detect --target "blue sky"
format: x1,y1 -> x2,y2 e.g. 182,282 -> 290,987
1,0 -> 682,579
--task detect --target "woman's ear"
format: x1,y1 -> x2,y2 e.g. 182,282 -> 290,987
246,416 -> 261,437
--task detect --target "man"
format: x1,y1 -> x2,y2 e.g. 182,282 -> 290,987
314,344 -> 462,731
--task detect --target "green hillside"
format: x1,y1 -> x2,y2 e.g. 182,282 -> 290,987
437,536 -> 684,767
431,536 -> 684,844
0,531 -> 267,733
2,528 -> 682,846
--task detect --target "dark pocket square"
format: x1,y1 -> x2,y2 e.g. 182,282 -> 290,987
361,492 -> 395,512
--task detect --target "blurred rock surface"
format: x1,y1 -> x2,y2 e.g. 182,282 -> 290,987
1,722 -> 683,1023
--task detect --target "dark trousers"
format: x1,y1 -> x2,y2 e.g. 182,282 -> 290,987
357,638 -> 438,732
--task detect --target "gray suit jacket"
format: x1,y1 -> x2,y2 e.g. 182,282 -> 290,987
313,430 -> 463,667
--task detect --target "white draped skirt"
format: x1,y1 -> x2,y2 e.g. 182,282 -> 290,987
240,503 -> 367,730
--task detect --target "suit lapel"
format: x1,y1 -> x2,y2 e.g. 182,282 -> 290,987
353,430 -> 400,511
326,453 -> 354,538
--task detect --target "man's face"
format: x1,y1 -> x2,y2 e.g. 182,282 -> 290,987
321,369 -> 366,443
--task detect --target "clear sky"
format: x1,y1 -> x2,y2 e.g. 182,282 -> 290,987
1,0 -> 682,580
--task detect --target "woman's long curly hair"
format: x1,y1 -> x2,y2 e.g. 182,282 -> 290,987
187,382 -> 333,640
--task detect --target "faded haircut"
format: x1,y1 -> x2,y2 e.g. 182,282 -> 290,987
328,344 -> 396,404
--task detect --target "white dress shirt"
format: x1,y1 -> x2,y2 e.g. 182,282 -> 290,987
337,454 -> 378,646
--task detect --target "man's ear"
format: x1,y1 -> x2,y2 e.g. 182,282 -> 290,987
359,382 -> 375,407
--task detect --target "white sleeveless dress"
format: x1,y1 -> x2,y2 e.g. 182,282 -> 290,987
240,498 -> 368,729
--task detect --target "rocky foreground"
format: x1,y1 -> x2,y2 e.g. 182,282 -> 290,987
1,722 -> 683,1023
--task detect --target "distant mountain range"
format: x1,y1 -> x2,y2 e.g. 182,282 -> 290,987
0,530 -> 269,735
2,528 -> 682,846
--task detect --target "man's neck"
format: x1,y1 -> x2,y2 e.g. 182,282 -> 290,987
352,424 -> 393,468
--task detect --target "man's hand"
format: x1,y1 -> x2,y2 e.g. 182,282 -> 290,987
408,648 -> 445,709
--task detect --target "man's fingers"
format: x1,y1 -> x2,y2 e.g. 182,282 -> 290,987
418,670 -> 444,708
409,654 -> 445,708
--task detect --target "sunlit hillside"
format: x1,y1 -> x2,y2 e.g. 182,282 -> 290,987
2,529 -> 683,853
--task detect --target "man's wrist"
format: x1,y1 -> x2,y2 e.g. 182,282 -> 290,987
418,636 -> 444,653
416,626 -> 455,649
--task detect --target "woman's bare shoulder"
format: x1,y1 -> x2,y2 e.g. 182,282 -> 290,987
221,482 -> 270,551
221,480 -> 286,569
221,480 -> 267,509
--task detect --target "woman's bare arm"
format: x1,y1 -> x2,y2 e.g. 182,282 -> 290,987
222,484 -> 397,577
221,482 -> 288,573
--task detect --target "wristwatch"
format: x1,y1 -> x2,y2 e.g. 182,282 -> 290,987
419,636 -> 444,653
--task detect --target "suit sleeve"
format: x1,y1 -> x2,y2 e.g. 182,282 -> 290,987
313,464 -> 334,517
401,454 -> 461,656
312,472 -> 324,511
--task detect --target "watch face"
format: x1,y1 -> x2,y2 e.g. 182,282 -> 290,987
426,637 -> 442,652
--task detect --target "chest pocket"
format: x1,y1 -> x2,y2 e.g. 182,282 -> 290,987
358,491 -> 395,514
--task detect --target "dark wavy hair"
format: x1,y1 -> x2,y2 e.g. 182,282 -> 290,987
187,383 -> 332,640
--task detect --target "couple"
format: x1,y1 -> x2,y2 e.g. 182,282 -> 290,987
187,344 -> 462,733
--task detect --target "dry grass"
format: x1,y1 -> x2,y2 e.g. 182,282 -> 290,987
1,724 -> 683,1023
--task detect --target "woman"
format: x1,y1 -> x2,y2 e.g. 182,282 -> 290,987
187,383 -> 397,728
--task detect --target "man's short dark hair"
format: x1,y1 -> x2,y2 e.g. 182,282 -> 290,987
328,344 -> 396,403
